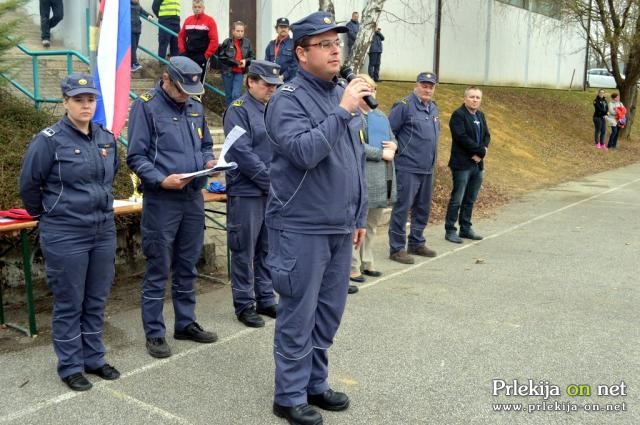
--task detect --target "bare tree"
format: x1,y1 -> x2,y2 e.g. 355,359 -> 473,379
560,0 -> 640,134
344,0 -> 387,73
319,0 -> 335,16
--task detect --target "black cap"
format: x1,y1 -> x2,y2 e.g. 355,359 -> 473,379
167,56 -> 204,95
291,11 -> 348,45
276,17 -> 289,27
61,73 -> 100,97
248,60 -> 283,85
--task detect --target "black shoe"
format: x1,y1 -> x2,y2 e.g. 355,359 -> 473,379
238,307 -> 265,328
85,363 -> 120,380
256,304 -> 277,318
459,230 -> 483,240
349,274 -> 365,283
146,337 -> 172,358
174,322 -> 218,343
362,269 -> 382,277
445,232 -> 463,244
273,403 -> 323,425
62,372 -> 92,391
308,389 -> 350,411
348,285 -> 359,294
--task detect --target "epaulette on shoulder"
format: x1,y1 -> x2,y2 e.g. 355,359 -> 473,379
280,84 -> 296,93
232,99 -> 244,107
40,127 -> 56,137
140,91 -> 155,102
191,95 -> 202,103
400,96 -> 410,105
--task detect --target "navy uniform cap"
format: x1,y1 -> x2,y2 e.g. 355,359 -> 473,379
417,72 -> 438,84
248,60 -> 283,85
61,73 -> 100,97
167,56 -> 204,95
276,17 -> 289,27
291,11 -> 348,44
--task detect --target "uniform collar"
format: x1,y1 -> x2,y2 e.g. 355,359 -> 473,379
410,92 -> 432,111
298,68 -> 339,91
62,115 -> 95,138
246,92 -> 266,110
156,81 -> 190,111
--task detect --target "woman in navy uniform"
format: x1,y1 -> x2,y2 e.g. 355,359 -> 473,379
19,73 -> 120,391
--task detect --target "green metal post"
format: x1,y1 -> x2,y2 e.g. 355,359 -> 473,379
21,231 -> 37,336
32,57 -> 40,110
67,54 -> 74,75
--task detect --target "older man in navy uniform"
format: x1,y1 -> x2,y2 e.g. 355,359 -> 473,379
264,18 -> 298,82
388,72 -> 441,264
127,56 -> 218,359
264,11 -> 370,425
223,60 -> 282,328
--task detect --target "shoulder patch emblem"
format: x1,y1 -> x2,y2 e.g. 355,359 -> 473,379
281,84 -> 296,92
400,96 -> 409,105
191,95 -> 202,103
140,91 -> 154,102
232,99 -> 244,107
41,127 -> 56,137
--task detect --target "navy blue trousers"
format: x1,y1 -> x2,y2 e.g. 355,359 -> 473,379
388,171 -> 434,253
158,17 -> 180,59
39,223 -> 116,379
444,165 -> 484,233
140,194 -> 204,338
227,196 -> 275,316
39,0 -> 63,41
267,229 -> 351,406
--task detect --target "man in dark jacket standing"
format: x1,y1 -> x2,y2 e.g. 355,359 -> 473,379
345,11 -> 359,55
264,17 -> 297,82
367,28 -> 384,82
152,0 -> 180,59
444,86 -> 490,243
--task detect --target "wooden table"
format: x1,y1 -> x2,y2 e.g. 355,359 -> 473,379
0,191 -> 227,337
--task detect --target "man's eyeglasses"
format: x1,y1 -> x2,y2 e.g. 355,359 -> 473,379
303,39 -> 344,50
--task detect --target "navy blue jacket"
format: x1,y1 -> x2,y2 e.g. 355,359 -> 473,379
368,31 -> 384,53
20,116 -> 118,231
264,69 -> 367,234
448,104 -> 490,171
346,20 -> 359,48
388,92 -> 440,174
126,82 -> 215,196
264,36 -> 297,82
223,93 -> 271,196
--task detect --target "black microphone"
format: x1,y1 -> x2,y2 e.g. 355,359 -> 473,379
339,66 -> 378,109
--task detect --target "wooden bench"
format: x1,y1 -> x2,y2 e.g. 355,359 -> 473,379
0,191 -> 226,337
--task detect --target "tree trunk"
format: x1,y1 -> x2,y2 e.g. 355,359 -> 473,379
618,83 -> 637,139
318,0 -> 335,16
344,0 -> 387,74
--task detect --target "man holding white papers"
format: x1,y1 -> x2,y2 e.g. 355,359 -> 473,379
223,60 -> 282,328
127,56 -> 218,359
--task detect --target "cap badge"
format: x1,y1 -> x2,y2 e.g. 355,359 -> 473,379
192,75 -> 198,82
323,17 -> 332,24
272,68 -> 278,75
78,79 -> 88,85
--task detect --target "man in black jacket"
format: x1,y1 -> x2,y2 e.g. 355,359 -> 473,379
444,86 -> 490,243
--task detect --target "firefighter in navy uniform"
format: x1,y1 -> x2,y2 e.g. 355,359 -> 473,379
264,11 -> 371,425
264,17 -> 298,82
19,73 -> 120,391
223,60 -> 282,328
127,56 -> 218,359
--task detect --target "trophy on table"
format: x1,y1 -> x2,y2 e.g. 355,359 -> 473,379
128,172 -> 143,202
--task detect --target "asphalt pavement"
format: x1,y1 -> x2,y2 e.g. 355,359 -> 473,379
2,163 -> 639,425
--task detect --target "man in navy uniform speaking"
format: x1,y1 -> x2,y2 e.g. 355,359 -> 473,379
264,10 -> 370,425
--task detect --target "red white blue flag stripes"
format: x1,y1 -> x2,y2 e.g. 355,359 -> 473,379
93,0 -> 131,139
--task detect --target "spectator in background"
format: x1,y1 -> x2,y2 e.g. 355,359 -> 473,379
131,0 -> 154,73
367,28 -> 384,82
39,0 -> 64,47
20,73 -> 120,391
606,92 -> 624,150
264,17 -> 297,82
223,60 -> 282,328
218,21 -> 255,107
388,72 -> 441,264
178,0 -> 219,82
351,74 -> 396,285
152,0 -> 181,59
444,86 -> 490,244
593,89 -> 608,149
345,11 -> 359,55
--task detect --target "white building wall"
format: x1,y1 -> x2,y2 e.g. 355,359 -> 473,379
23,0 -> 585,88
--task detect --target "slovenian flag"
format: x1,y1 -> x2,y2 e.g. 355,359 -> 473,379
94,0 -> 131,139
